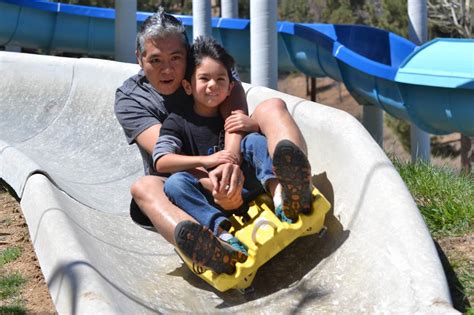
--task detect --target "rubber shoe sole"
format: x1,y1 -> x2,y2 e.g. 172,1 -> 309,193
272,139 -> 312,221
174,221 -> 247,275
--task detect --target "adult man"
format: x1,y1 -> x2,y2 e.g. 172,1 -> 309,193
114,9 -> 310,273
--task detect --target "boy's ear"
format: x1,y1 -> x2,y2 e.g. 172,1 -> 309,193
227,81 -> 235,95
182,79 -> 192,95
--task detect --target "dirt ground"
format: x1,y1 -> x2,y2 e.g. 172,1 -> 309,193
0,74 -> 470,313
0,185 -> 56,313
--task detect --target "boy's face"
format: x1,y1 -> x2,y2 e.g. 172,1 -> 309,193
183,57 -> 234,110
137,34 -> 187,95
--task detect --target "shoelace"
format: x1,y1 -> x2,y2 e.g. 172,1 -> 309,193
227,237 -> 248,256
275,204 -> 295,224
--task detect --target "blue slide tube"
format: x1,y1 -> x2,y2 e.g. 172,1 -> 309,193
0,0 -> 473,136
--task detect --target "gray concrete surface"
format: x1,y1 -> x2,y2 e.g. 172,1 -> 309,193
0,51 -> 456,314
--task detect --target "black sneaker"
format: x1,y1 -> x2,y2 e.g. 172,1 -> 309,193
174,221 -> 247,275
272,140 -> 312,221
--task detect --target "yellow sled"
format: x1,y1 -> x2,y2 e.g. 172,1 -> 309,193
177,187 -> 331,292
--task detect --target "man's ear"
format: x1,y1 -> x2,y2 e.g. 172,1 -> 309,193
182,79 -> 192,95
136,50 -> 143,67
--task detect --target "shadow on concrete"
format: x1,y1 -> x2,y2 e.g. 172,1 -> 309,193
47,261 -> 165,314
167,172 -> 349,308
434,240 -> 471,313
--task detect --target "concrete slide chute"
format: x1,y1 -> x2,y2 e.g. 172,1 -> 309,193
0,51 -> 455,313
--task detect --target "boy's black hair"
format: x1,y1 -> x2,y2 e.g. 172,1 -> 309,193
185,36 -> 235,82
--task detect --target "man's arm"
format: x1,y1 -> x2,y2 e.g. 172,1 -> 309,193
135,124 -> 162,155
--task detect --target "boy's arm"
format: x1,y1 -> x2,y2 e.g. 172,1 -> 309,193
156,153 -> 206,173
219,81 -> 248,164
214,81 -> 249,202
154,114 -> 238,173
155,150 -> 238,174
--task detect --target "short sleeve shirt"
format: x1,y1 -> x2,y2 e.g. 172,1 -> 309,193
114,70 -> 193,175
153,111 -> 225,167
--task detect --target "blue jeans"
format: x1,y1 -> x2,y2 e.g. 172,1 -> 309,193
164,133 -> 275,235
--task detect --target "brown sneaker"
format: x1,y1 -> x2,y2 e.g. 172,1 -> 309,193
174,221 -> 247,275
272,140 -> 312,221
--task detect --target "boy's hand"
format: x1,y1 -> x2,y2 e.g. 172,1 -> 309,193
213,190 -> 244,211
209,163 -> 245,210
224,111 -> 259,133
201,150 -> 239,169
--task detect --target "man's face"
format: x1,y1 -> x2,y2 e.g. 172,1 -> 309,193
138,34 -> 187,95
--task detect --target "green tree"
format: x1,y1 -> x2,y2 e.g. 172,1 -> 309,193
321,0 -> 366,24
279,0 -> 312,22
364,0 -> 408,37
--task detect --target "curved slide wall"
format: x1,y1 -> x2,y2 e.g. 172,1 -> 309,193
0,51 -> 456,313
0,0 -> 473,136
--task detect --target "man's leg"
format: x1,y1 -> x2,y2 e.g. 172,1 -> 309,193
251,98 -> 308,157
130,176 -> 196,246
130,175 -> 246,274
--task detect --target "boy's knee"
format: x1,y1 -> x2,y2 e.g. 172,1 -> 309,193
164,172 -> 195,195
243,132 -> 268,148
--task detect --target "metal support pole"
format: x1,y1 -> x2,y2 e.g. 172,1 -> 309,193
250,0 -> 278,89
221,0 -> 238,18
115,0 -> 137,63
193,0 -> 212,39
310,77 -> 316,102
460,135 -> 473,173
363,106 -> 384,147
408,0 -> 431,162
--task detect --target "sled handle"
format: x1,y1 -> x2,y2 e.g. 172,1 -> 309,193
251,217 -> 277,245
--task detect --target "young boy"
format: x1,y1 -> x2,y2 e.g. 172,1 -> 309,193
153,37 -> 312,275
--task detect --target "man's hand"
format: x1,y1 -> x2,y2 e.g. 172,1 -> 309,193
208,163 -> 245,210
224,111 -> 259,133
201,150 -> 239,169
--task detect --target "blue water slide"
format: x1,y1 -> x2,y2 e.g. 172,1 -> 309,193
395,38 -> 474,135
1,0 -> 473,136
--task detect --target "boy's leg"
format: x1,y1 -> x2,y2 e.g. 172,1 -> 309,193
272,140 -> 312,220
241,133 -> 312,221
239,133 -> 286,221
240,133 -> 276,190
163,172 -> 230,236
251,98 -> 308,157
131,175 -> 246,274
174,221 -> 247,275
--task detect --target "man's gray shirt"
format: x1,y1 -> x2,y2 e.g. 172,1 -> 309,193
114,69 -> 192,175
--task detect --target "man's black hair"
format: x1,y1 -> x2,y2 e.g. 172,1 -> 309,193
136,7 -> 190,57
